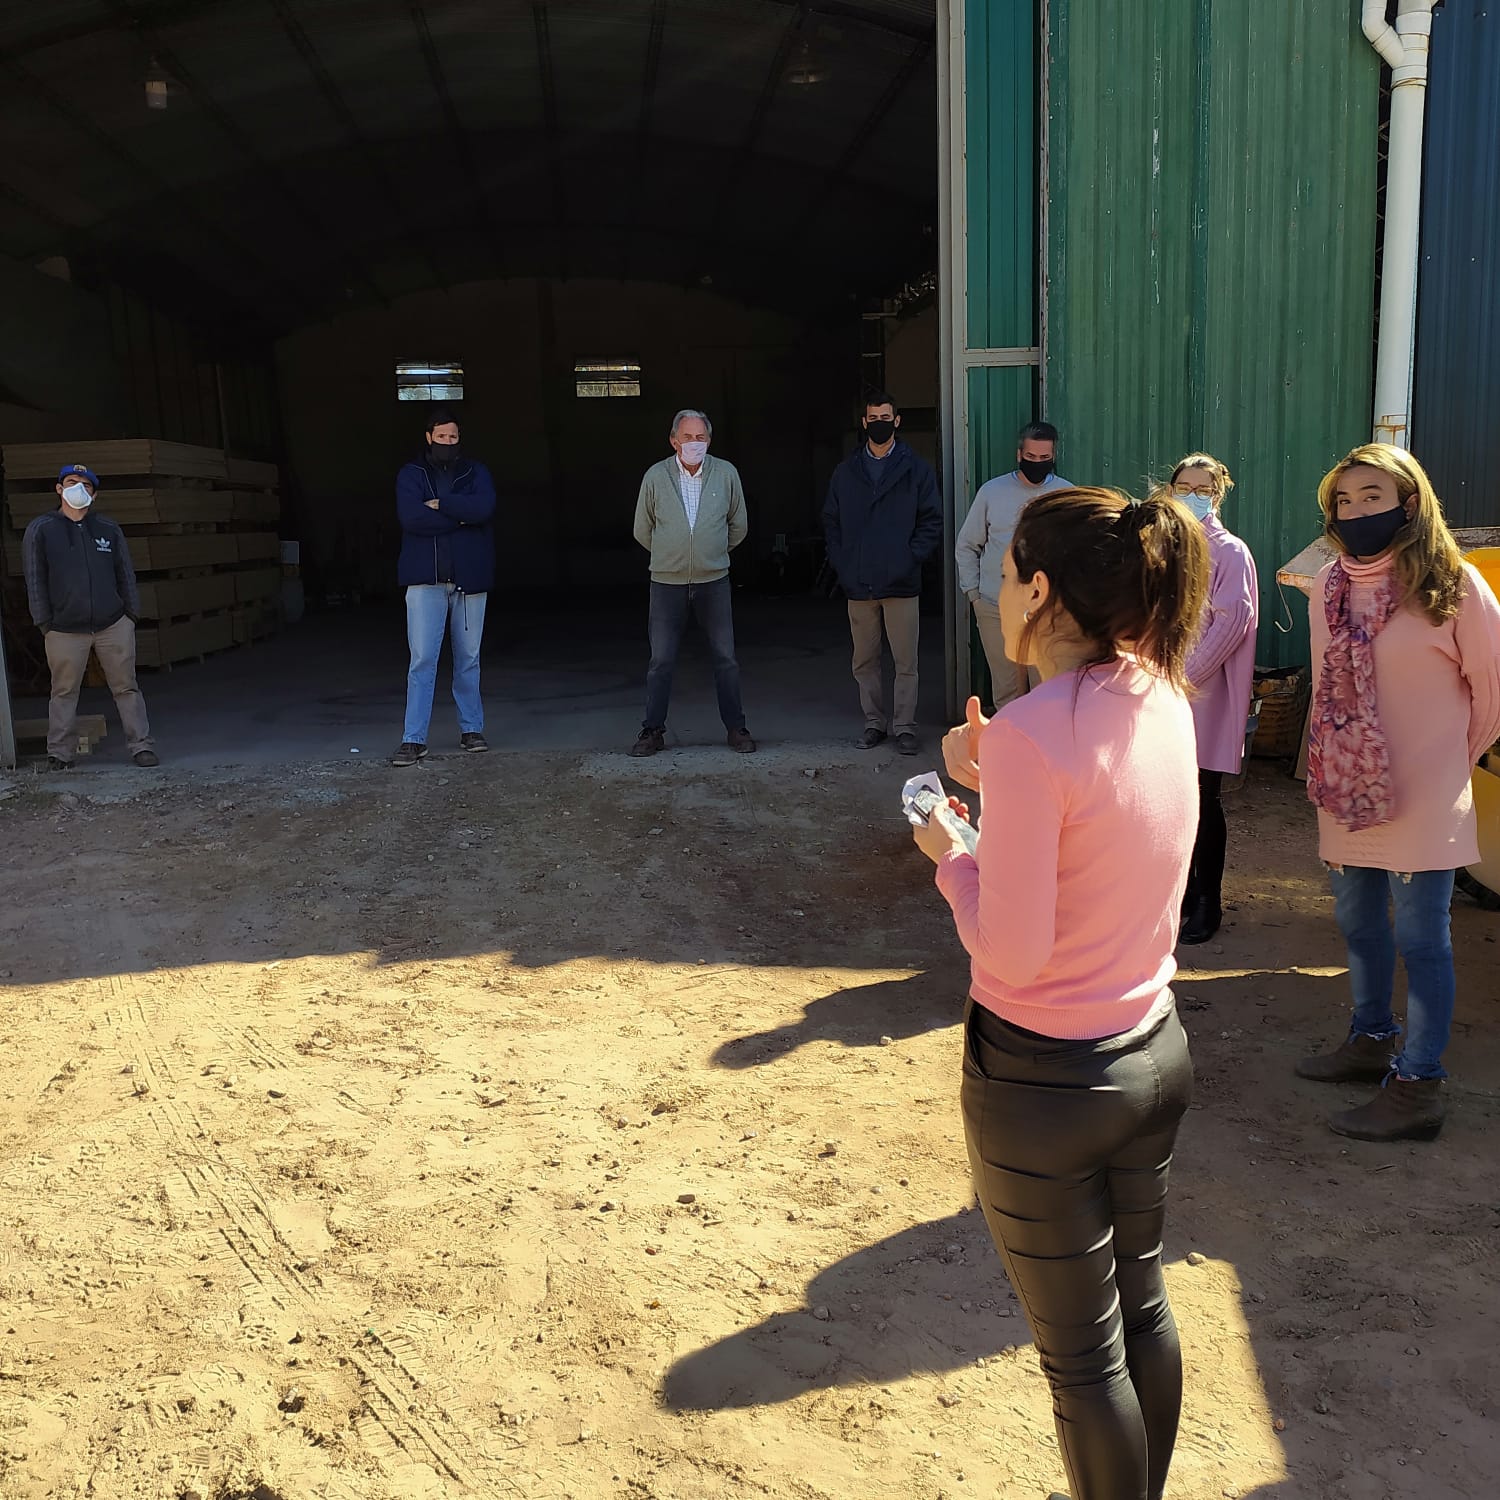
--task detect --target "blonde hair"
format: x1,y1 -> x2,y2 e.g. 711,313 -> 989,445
1316,445 -> 1464,625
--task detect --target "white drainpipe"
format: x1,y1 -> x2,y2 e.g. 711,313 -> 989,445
1362,0 -> 1440,449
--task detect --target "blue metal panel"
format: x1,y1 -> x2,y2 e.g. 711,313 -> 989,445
1413,1 -> 1500,530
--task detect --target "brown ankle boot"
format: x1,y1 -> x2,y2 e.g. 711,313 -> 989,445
1329,1077 -> 1445,1142
1294,1031 -> 1395,1083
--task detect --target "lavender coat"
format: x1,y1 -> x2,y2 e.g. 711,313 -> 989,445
1187,514 -> 1259,774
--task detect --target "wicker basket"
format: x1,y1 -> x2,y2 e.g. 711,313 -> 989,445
1250,668 -> 1310,760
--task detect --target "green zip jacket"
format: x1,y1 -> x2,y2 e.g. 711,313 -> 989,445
632,454 -> 748,585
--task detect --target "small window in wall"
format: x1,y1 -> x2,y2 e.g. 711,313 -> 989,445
575,359 -> 642,398
397,360 -> 464,402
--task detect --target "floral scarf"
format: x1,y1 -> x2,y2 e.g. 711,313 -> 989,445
1306,561 -> 1399,830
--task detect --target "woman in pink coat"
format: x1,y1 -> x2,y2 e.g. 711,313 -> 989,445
1296,444 -> 1500,1142
1163,454 -> 1259,944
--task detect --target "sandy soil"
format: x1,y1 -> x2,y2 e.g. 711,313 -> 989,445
1,747 -> 1497,1500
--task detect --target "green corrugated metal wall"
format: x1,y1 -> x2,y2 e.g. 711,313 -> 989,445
963,0 -> 1036,489
959,0 -> 1037,702
1044,0 -> 1380,666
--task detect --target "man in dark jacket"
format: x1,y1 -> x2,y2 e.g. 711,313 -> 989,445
821,391 -> 942,755
391,405 -> 497,766
22,463 -> 158,770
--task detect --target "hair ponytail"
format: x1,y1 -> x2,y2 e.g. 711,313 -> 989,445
1010,487 -> 1210,690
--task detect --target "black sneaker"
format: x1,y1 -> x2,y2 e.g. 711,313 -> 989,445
46,755 -> 74,772
895,732 -> 919,756
630,727 -> 666,758
391,741 -> 428,767
133,750 -> 160,768
860,727 -> 888,750
460,733 -> 489,753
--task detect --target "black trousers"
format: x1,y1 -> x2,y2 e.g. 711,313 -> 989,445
1186,770 -> 1226,904
961,998 -> 1194,1500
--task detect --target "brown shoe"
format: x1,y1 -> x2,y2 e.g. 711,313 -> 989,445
630,727 -> 666,758
1329,1076 -> 1445,1142
727,727 -> 757,754
1294,1031 -> 1396,1084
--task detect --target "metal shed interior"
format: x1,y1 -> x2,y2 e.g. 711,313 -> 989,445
0,0 -> 942,613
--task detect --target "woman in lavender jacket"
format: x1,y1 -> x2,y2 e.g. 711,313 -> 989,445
1166,454 -> 1259,944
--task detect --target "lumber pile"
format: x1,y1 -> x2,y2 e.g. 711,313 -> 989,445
2,440 -> 284,670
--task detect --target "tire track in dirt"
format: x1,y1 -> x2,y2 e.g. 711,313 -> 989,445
350,1317 -> 523,1494
112,969 -> 521,1495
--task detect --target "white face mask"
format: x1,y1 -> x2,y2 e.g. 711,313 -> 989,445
678,441 -> 709,467
62,482 -> 94,510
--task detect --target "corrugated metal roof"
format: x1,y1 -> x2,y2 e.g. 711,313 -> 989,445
1045,0 -> 1380,667
1413,0 -> 1500,531
0,0 -> 938,328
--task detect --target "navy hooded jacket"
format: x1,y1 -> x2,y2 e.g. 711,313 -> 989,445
395,454 -> 497,593
821,438 -> 942,600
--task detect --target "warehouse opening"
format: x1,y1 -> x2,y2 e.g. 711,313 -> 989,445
0,1 -> 942,752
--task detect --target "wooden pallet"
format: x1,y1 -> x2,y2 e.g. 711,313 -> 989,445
234,567 -> 282,604
14,714 -> 107,755
235,532 -> 280,563
229,491 -> 280,523
4,530 -> 241,576
232,600 -> 281,645
225,456 -> 279,489
2,439 -> 228,481
136,611 -> 235,669
4,487 -> 237,528
137,573 -> 240,619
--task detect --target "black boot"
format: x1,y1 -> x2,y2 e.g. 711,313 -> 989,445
1179,893 -> 1221,946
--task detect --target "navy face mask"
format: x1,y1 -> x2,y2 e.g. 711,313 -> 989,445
1332,505 -> 1406,559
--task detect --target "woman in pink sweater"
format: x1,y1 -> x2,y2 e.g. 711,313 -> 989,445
1297,444 -> 1500,1142
914,488 -> 1209,1500
1162,454 -> 1259,945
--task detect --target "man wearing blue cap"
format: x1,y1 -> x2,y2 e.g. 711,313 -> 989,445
21,464 -> 158,769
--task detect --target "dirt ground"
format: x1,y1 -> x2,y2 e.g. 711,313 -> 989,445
1,745 -> 1497,1500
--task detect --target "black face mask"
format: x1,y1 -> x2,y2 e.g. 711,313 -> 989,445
1018,457 -> 1055,485
1332,505 -> 1406,559
865,418 -> 897,446
428,442 -> 462,468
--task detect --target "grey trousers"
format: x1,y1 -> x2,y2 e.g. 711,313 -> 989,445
44,616 -> 153,759
972,597 -> 1032,711
847,596 -> 920,735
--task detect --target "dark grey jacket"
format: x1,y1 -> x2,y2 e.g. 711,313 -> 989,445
22,510 -> 141,634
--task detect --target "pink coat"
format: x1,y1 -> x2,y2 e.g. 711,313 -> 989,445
1187,515 -> 1259,775
1309,555 -> 1500,871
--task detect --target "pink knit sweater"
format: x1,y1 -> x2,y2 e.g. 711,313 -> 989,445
934,660 -> 1198,1040
1309,556 -> 1500,871
1187,515 -> 1259,774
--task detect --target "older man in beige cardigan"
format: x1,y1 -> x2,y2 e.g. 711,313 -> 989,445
629,408 -> 755,757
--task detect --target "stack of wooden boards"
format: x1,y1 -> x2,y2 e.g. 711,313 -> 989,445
2,439 -> 282,669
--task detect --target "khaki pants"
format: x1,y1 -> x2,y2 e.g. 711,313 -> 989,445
847,597 -> 920,735
44,616 -> 153,760
972,597 -> 1032,711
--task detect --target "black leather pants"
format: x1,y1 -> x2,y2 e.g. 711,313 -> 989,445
1187,769 -> 1227,903
961,998 -> 1194,1500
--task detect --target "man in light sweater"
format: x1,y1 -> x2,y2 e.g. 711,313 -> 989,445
629,409 -> 755,757
955,421 -> 1071,710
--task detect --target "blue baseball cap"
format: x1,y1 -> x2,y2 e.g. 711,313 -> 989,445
58,464 -> 100,487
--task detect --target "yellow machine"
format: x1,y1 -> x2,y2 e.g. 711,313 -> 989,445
1465,547 -> 1500,900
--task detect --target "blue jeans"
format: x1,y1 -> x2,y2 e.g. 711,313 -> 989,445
403,584 -> 486,744
1328,865 -> 1456,1080
643,577 -> 745,732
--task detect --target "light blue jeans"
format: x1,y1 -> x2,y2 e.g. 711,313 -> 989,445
1327,865 -> 1456,1081
403,584 -> 486,744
